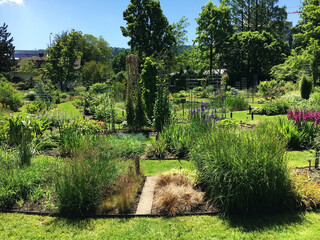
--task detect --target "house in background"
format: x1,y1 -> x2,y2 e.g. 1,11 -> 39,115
14,50 -> 81,82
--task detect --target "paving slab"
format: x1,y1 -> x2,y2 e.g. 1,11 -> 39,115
136,175 -> 158,215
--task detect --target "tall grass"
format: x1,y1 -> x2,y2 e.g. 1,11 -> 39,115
55,140 -> 120,217
191,127 -> 292,213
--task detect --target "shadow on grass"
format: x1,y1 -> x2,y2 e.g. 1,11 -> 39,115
222,210 -> 306,232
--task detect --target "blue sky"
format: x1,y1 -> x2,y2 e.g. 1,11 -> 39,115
0,0 -> 303,50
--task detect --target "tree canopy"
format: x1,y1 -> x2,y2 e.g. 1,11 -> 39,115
47,30 -> 83,91
0,23 -> 15,73
195,1 -> 233,75
121,0 -> 175,58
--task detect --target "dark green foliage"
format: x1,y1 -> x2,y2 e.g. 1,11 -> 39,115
153,83 -> 171,132
0,78 -> 22,111
300,75 -> 313,100
126,94 -> 135,127
47,30 -> 82,91
141,57 -> 158,121
135,88 -> 146,129
0,23 -> 15,73
191,128 -> 292,213
195,2 -> 233,73
121,0 -> 175,58
224,0 -> 288,36
112,49 -> 130,74
227,31 -> 289,84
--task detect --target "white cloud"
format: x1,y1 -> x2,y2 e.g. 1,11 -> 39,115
0,0 -> 24,5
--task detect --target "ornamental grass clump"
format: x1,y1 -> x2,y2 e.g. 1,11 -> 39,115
191,128 -> 292,214
55,140 -> 120,217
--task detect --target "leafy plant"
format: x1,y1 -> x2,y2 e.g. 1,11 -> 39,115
0,78 -> 23,111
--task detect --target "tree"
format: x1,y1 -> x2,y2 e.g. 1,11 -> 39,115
195,2 -> 233,76
227,31 -> 289,85
81,60 -> 109,90
171,17 -> 190,54
47,30 -> 83,91
80,34 -> 113,64
121,0 -> 175,58
294,0 -> 320,49
112,49 -> 131,74
222,0 -> 287,37
153,81 -> 170,132
141,57 -> 158,121
0,23 -> 15,73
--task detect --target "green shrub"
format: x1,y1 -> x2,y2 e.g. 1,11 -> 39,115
253,100 -> 288,115
191,128 -> 292,213
59,119 -> 102,157
225,92 -> 248,111
25,100 -> 46,114
89,82 -> 110,94
107,133 -> 147,159
55,141 -> 120,217
0,152 -> 54,210
0,78 -> 23,111
300,75 -> 313,100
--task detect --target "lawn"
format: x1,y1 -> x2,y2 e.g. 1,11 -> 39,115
57,101 -> 83,118
1,211 -> 320,239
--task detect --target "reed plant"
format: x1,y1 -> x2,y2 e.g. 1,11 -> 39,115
191,127 -> 292,213
55,140 -> 120,217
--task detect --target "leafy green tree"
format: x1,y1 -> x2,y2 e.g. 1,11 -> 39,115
121,0 -> 175,58
112,49 -> 130,74
141,57 -> 158,121
294,0 -> 320,49
195,2 -> 233,76
222,0 -> 287,36
81,60 -> 110,89
80,34 -> 113,64
171,17 -> 190,53
0,23 -> 15,73
227,31 -> 289,84
47,30 -> 83,91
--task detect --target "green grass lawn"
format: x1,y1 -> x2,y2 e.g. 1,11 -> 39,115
57,101 -> 83,118
287,150 -> 314,168
141,160 -> 194,176
1,211 -> 320,239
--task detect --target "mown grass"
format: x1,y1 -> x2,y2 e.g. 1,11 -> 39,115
57,101 -> 83,118
141,160 -> 194,176
1,211 -> 320,239
287,150 -> 314,168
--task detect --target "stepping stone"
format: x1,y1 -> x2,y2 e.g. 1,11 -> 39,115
136,175 -> 158,215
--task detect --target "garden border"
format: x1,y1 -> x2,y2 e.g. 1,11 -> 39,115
1,210 -> 221,218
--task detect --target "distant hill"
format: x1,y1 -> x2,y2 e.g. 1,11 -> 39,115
111,47 -> 128,57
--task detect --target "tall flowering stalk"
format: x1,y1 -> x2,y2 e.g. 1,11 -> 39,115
287,110 -> 320,125
189,101 -> 219,123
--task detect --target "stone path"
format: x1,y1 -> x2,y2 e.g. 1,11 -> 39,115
135,175 -> 158,215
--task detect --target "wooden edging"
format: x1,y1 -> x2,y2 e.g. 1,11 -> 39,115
1,210 -> 221,219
